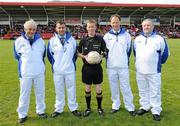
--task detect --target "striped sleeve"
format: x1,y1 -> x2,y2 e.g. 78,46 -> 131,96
161,39 -> 169,64
13,42 -> 20,60
47,41 -> 54,65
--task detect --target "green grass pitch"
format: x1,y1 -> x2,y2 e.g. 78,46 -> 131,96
0,39 -> 180,126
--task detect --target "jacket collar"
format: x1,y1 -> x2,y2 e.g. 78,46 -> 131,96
141,29 -> 157,37
21,32 -> 41,42
109,27 -> 126,35
54,31 -> 72,42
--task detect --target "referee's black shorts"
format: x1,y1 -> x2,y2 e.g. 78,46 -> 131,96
82,64 -> 103,85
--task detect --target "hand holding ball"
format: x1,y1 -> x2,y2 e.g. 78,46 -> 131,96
86,51 -> 102,64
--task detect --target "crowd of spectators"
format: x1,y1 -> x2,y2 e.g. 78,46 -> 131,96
1,24 -> 180,39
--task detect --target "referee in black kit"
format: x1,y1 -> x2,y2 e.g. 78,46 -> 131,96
77,19 -> 107,117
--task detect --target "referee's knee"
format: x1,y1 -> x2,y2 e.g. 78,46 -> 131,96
95,84 -> 102,93
85,85 -> 91,92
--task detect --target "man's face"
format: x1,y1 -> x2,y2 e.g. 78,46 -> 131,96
24,25 -> 36,38
110,17 -> 121,32
142,20 -> 154,34
56,23 -> 66,36
86,22 -> 96,36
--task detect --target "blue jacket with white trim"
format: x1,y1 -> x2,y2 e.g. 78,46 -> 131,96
47,32 -> 77,75
13,32 -> 46,78
133,31 -> 169,74
103,27 -> 132,69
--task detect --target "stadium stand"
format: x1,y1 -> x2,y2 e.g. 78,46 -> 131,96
0,1 -> 180,39
1,25 -> 179,39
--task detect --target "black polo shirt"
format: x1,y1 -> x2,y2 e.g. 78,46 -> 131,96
78,34 -> 106,65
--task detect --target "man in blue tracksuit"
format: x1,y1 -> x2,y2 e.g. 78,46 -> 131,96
103,14 -> 135,116
47,20 -> 81,118
134,19 -> 169,121
14,19 -> 47,123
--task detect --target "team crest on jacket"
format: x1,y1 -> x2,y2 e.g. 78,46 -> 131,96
19,44 -> 25,49
54,44 -> 58,47
108,38 -> 113,41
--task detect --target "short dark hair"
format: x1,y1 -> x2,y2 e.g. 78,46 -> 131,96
110,14 -> 121,21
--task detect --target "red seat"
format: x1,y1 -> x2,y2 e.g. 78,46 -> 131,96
41,33 -> 53,39
3,34 -> 12,39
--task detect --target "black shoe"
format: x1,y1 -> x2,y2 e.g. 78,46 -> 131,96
37,113 -> 48,119
110,109 -> 119,114
72,110 -> 82,117
83,108 -> 91,117
153,114 -> 161,121
136,109 -> 148,115
129,111 -> 136,116
18,116 -> 27,123
51,112 -> 62,118
97,108 -> 104,116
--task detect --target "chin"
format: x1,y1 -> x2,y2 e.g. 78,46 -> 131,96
28,35 -> 34,38
144,31 -> 149,34
60,33 -> 65,35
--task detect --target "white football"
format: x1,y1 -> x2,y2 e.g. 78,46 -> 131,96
86,51 -> 101,64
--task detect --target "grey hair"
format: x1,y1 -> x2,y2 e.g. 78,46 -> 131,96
24,19 -> 37,29
142,18 -> 154,26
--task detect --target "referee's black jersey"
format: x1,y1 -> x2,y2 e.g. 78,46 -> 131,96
78,34 -> 106,65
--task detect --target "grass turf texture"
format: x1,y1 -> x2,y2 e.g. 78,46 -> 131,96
0,39 -> 180,126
